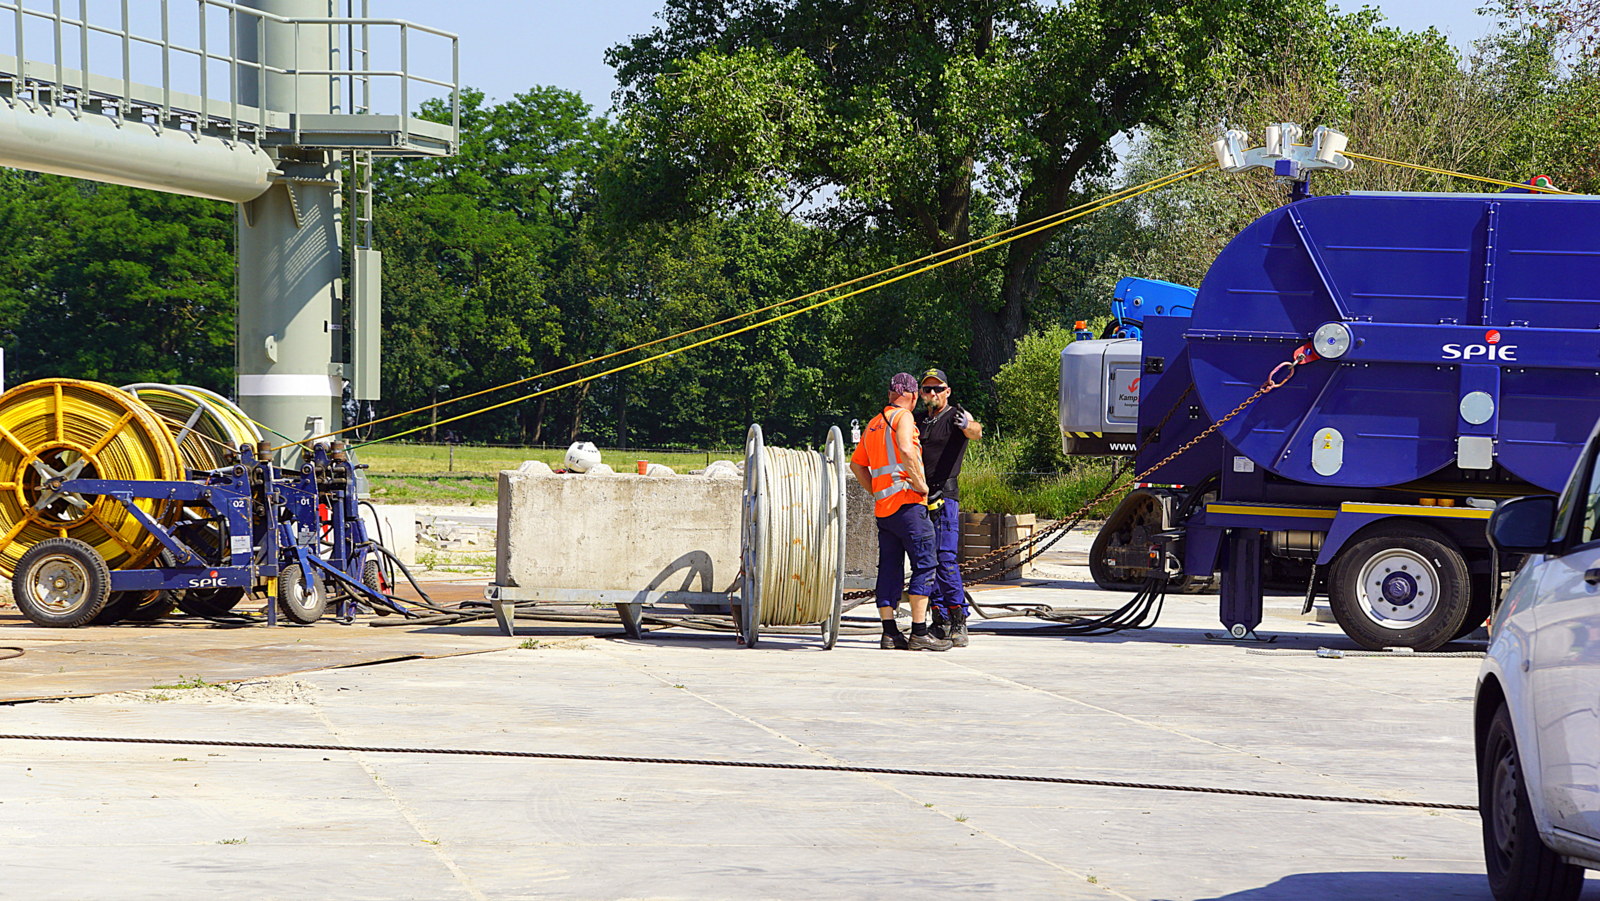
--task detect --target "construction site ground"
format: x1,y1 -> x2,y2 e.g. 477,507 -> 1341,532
2,531 -> 1592,900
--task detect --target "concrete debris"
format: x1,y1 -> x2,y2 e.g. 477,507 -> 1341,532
644,463 -> 675,477
516,459 -> 553,475
586,463 -> 617,476
703,460 -> 740,480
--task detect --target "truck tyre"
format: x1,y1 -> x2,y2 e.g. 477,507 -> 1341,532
124,590 -> 177,622
92,590 -> 157,625
178,586 -> 245,618
13,538 -> 112,628
1328,523 -> 1471,651
1481,703 -> 1584,901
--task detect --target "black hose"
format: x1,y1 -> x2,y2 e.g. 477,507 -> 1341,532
0,647 -> 23,661
970,576 -> 1168,636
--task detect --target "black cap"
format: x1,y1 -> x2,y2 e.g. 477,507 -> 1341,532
920,368 -> 949,385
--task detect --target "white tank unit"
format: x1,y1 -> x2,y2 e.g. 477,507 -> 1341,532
1059,338 -> 1142,455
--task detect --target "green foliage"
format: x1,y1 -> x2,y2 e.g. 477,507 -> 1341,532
0,173 -> 235,390
608,0 -> 1310,382
991,324 -> 1075,473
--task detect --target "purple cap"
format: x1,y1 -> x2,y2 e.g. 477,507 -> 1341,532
889,372 -> 918,396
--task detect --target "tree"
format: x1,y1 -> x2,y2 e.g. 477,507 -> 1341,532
0,173 -> 235,390
607,0 -> 1323,382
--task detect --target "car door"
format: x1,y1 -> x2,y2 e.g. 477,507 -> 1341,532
1532,434 -> 1600,838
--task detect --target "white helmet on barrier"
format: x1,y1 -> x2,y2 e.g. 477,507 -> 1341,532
564,441 -> 602,473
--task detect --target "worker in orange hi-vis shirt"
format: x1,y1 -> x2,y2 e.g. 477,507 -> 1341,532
849,372 -> 951,651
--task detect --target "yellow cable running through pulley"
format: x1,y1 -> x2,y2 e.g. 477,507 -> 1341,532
345,163 -> 1216,450
1343,152 -> 1578,194
287,163 -> 1218,451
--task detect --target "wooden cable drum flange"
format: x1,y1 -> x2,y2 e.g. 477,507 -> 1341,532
738,424 -> 847,648
0,379 -> 182,575
121,383 -> 262,472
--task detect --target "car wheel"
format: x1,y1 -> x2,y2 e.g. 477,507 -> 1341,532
1481,703 -> 1584,901
1329,523 -> 1472,651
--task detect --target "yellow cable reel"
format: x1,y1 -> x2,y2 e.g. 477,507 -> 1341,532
0,379 -> 182,575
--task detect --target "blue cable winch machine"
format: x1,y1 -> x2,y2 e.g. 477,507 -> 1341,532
1063,186 -> 1600,650
14,439 -> 405,627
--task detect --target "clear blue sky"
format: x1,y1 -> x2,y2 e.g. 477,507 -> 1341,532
380,1 -> 1504,115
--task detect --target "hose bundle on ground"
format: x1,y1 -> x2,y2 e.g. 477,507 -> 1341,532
739,424 -> 846,647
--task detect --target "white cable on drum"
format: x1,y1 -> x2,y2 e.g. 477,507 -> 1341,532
740,424 -> 846,646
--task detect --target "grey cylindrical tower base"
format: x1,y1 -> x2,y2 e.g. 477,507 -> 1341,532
236,0 -> 341,454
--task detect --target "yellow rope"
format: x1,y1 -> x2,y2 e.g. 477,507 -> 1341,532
348,163 -> 1214,450
1342,151 -> 1578,195
285,163 -> 1216,450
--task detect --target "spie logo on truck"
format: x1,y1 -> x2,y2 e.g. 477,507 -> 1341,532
1442,330 -> 1517,361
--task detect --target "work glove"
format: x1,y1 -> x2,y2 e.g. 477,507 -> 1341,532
926,488 -> 944,513
953,408 -> 970,431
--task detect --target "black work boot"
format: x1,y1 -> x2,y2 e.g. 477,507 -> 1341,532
929,605 -> 949,640
947,608 -> 969,648
880,628 -> 909,650
908,631 -> 954,651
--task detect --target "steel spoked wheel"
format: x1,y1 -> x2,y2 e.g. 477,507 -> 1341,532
1355,548 -> 1438,629
1329,524 -> 1470,651
1480,704 -> 1583,901
13,537 -> 111,628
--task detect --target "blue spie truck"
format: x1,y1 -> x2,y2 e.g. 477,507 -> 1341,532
1061,189 -> 1600,650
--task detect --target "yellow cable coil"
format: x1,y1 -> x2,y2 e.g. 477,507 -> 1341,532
755,444 -> 843,627
0,379 -> 182,575
121,383 -> 262,471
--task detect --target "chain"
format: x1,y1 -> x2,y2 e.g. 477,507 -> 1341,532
0,733 -> 1474,811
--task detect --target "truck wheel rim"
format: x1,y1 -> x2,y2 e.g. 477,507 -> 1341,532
32,554 -> 89,612
1355,548 -> 1437,629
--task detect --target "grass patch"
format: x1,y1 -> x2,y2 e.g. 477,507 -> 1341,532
151,675 -> 223,691
357,444 -> 738,476
359,444 -> 741,505
957,438 -> 1127,521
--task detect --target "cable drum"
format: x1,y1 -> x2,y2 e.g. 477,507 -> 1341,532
121,383 -> 262,471
0,379 -> 182,574
738,424 -> 847,648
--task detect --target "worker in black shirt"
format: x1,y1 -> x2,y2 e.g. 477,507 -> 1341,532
915,368 -> 983,646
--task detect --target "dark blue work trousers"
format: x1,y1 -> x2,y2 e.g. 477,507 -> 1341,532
929,498 -> 968,613
874,502 -> 936,607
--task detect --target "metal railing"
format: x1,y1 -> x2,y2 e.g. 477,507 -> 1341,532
0,0 -> 457,152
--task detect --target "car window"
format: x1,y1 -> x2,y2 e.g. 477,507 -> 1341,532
1555,438 -> 1600,546
1585,458 -> 1600,545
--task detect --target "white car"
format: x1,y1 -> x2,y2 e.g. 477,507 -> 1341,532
1479,426 -> 1600,900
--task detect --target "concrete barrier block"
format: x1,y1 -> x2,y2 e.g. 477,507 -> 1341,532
363,504 -> 416,565
496,469 -> 742,593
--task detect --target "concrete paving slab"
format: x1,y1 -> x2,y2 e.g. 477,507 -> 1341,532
2,564 -> 1600,899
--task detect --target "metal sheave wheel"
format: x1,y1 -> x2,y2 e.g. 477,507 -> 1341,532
0,379 -> 183,575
